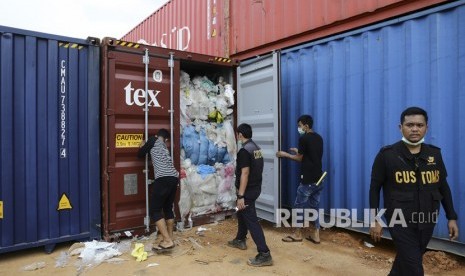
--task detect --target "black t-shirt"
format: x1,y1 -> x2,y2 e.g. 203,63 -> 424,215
298,132 -> 323,184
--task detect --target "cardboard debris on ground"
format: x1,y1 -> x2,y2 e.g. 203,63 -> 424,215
21,261 -> 46,271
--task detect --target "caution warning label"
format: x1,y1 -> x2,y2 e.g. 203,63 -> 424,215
116,133 -> 144,148
57,193 -> 73,211
0,201 -> 3,219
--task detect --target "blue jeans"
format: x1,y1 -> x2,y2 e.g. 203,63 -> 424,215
294,183 -> 323,229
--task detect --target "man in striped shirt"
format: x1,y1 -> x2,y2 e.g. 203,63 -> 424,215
138,129 -> 179,252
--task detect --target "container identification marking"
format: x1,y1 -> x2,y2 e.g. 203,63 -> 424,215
116,134 -> 144,148
59,60 -> 67,158
57,193 -> 72,211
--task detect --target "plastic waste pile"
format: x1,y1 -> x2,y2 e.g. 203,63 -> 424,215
179,71 -> 237,223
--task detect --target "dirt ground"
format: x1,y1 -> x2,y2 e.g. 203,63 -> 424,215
1,217 -> 464,276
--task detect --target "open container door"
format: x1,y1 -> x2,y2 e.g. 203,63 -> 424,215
100,38 -> 180,240
236,52 -> 281,223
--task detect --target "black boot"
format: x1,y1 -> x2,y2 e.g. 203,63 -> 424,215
227,238 -> 247,250
247,251 -> 273,267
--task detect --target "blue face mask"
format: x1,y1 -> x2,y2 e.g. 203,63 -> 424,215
297,127 -> 305,136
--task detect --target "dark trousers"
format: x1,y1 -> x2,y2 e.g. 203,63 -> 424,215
151,176 -> 178,222
388,225 -> 435,276
235,186 -> 270,253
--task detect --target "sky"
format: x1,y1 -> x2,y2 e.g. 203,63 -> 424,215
0,0 -> 168,40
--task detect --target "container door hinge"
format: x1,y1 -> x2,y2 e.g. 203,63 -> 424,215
106,109 -> 114,116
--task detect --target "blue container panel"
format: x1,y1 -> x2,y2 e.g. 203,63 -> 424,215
280,2 -> 465,244
0,26 -> 101,253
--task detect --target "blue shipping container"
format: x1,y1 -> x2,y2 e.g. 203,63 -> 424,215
280,1 -> 465,252
0,26 -> 101,253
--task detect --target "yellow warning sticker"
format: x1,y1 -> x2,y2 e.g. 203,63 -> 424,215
116,133 -> 144,148
0,201 -> 3,219
57,193 -> 72,211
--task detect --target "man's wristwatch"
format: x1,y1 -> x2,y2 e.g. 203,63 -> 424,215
237,194 -> 244,199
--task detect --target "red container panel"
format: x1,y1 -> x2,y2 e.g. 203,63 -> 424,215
229,0 -> 449,59
123,0 -> 448,60
122,0 -> 229,58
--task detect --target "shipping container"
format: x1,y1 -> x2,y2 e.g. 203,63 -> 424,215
0,26 -> 101,253
122,0 -> 449,60
277,0 -> 465,255
99,37 -> 240,239
122,0 -> 229,57
230,0 -> 449,60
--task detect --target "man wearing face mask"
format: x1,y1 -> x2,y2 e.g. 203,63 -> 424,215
227,123 -> 273,267
276,114 -> 324,244
369,106 -> 459,275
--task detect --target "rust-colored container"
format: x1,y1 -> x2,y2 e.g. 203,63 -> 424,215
122,0 -> 448,60
100,38 -> 237,240
122,0 -> 229,58
229,0 -> 449,59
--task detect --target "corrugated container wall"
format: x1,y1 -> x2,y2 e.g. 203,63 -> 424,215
0,26 -> 101,253
279,1 -> 465,248
122,0 -> 229,57
230,0 -> 449,60
122,0 -> 448,60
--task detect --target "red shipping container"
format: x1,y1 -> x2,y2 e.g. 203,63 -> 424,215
122,0 -> 229,58
229,0 -> 449,59
122,0 -> 448,60
100,37 -> 238,240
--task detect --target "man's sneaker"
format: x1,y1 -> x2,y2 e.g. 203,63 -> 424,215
247,251 -> 273,267
227,239 -> 247,250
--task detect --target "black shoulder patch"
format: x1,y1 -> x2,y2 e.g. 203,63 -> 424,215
380,145 -> 393,152
426,143 -> 441,150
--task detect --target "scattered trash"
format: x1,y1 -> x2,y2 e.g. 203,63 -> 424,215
105,258 -> 128,264
115,240 -> 132,254
124,231 -> 133,237
21,261 -> 46,271
196,226 -> 211,236
68,242 -> 85,256
131,243 -> 148,262
171,248 -> 192,258
188,237 -> 204,249
363,241 -> 375,248
147,263 -> 160,267
55,251 -> 70,268
149,230 -> 158,240
194,256 -> 224,265
78,240 -> 122,267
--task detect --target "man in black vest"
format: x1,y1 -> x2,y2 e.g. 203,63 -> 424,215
227,123 -> 273,266
370,106 -> 459,275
